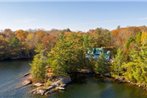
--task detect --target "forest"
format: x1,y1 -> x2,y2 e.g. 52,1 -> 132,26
0,26 -> 147,89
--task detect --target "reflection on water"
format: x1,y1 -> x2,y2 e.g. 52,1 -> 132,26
0,60 -> 147,98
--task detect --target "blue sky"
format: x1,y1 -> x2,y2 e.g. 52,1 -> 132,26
0,1 -> 147,31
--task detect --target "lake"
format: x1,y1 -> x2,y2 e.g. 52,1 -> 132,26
0,60 -> 147,98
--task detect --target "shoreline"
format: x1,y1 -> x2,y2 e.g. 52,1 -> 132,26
0,57 -> 33,61
22,72 -> 147,96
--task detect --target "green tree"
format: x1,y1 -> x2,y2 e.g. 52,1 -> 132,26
112,32 -> 147,86
30,45 -> 47,82
94,53 -> 109,74
122,45 -> 147,84
8,37 -> 20,48
48,33 -> 91,76
111,48 -> 124,77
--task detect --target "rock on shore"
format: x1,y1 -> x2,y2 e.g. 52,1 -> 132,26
30,76 -> 71,95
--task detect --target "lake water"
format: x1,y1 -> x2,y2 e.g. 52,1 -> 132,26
0,60 -> 147,98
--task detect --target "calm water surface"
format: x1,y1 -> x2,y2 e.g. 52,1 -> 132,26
0,60 -> 147,98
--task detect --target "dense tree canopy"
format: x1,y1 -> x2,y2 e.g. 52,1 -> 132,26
111,32 -> 147,86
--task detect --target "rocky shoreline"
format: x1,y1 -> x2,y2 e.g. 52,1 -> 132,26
22,73 -> 71,96
21,72 -> 147,96
113,77 -> 147,91
31,76 -> 71,95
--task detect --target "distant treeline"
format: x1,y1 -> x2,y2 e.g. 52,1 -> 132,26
0,26 -> 146,60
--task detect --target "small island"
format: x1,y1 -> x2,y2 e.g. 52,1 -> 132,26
14,27 -> 146,95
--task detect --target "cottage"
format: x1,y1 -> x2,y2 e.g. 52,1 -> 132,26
86,47 -> 111,61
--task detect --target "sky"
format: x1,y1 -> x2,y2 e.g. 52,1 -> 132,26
0,1 -> 147,31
